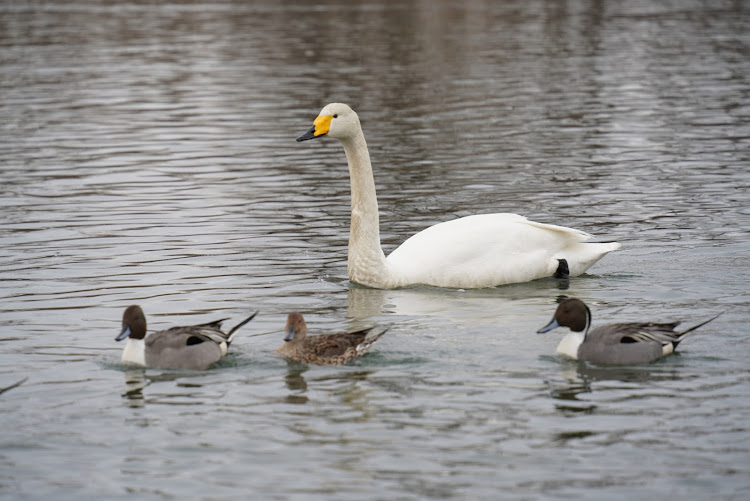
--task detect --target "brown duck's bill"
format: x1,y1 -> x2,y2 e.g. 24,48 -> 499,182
116,325 -> 131,341
284,325 -> 296,342
537,318 -> 559,334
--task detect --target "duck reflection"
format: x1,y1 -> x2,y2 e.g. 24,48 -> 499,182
284,364 -> 308,391
120,367 -> 224,408
575,363 -> 680,384
320,369 -> 376,420
546,360 -> 683,413
122,368 -> 148,408
543,363 -> 596,414
281,363 -> 377,417
284,364 -> 309,404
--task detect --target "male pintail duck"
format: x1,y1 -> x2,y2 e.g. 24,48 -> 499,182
296,103 -> 620,289
537,298 -> 720,365
116,305 -> 258,370
275,312 -> 388,365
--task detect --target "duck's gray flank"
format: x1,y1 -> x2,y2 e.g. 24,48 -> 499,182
116,305 -> 258,370
537,298 -> 721,365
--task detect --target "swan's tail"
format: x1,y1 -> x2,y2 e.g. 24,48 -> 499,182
555,241 -> 621,277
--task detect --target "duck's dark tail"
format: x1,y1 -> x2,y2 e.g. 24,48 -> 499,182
355,325 -> 390,354
227,311 -> 259,344
673,312 -> 723,348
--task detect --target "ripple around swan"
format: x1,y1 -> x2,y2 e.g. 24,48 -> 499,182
1,1 -> 750,500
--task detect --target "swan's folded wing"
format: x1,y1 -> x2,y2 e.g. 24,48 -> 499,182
386,213 -> 597,287
523,219 -> 592,241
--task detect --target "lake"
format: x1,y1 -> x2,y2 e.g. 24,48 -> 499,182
1,1 -> 749,499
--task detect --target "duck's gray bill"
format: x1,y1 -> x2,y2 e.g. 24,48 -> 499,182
284,326 -> 297,342
116,325 -> 131,342
537,319 -> 559,334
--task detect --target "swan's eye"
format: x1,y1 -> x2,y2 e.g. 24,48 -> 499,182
333,114 -> 338,118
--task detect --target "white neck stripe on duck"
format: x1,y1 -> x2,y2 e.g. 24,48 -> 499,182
582,303 -> 592,338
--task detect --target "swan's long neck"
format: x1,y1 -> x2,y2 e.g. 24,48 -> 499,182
340,130 -> 393,288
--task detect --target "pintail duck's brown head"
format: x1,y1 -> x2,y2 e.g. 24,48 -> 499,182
117,305 -> 147,341
537,298 -> 591,335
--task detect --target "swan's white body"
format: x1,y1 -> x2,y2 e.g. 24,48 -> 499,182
298,103 -> 620,289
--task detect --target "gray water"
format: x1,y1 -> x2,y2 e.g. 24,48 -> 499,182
1,1 -> 749,499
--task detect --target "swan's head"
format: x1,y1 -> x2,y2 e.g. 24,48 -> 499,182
297,103 -> 360,142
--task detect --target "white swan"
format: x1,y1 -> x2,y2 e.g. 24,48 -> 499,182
297,103 -> 620,289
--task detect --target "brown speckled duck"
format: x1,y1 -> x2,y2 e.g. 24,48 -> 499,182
275,312 -> 388,365
116,305 -> 257,370
537,298 -> 720,365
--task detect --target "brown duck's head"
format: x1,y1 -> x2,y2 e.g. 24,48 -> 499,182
117,305 -> 147,341
284,312 -> 308,342
537,298 -> 591,334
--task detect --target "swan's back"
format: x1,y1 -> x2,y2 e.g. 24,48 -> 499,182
386,213 -> 618,288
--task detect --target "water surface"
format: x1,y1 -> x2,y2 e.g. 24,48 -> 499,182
1,1 -> 749,499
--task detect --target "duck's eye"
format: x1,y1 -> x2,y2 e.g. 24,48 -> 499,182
333,114 -> 338,118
